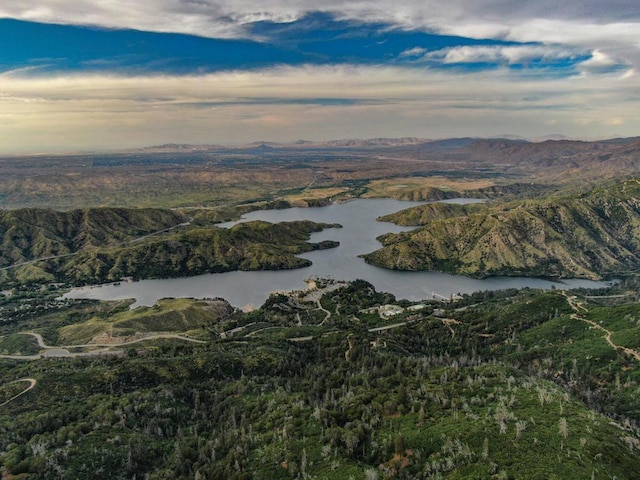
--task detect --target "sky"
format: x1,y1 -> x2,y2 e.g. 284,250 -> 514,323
0,1 -> 639,153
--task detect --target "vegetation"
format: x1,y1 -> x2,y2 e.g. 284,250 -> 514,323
0,207 -> 189,266
0,209 -> 340,287
2,279 -> 640,478
364,179 -> 640,279
3,138 -> 640,477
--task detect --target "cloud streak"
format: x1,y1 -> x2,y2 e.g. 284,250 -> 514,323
423,45 -> 585,66
1,1 -> 639,65
0,64 -> 638,152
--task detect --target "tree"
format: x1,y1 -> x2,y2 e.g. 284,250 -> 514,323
558,417 -> 568,439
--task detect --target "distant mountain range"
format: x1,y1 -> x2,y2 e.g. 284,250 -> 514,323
3,134 -> 640,210
135,134 -> 640,152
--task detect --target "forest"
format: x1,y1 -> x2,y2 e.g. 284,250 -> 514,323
2,278 -> 640,479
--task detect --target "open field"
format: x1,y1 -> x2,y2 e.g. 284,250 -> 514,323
362,176 -> 499,201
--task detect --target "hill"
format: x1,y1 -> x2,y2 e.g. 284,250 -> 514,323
0,207 -> 339,287
57,220 -> 339,286
362,179 -> 640,279
0,207 -> 189,267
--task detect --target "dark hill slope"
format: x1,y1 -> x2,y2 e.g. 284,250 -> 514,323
0,207 -> 189,267
59,220 -> 338,285
0,208 -> 338,287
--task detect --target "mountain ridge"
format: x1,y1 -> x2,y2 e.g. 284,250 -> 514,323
363,179 -> 640,279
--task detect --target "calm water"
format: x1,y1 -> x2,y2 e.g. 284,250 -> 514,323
64,199 -> 610,310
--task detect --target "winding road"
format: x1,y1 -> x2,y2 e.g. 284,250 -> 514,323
0,332 -> 206,361
0,378 -> 37,407
20,332 -> 205,349
562,292 -> 640,362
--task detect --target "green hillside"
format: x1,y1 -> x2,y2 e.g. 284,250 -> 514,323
363,179 -> 640,279
0,207 -> 189,266
2,279 -> 640,478
0,207 -> 339,287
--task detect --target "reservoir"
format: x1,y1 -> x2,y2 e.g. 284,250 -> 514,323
64,199 -> 610,310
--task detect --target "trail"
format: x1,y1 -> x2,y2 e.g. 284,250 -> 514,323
317,300 -> 332,325
441,318 -> 462,338
0,378 -> 37,407
302,282 -> 346,326
345,334 -> 355,361
562,292 -> 640,362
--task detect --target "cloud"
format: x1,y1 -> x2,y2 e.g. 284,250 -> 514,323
2,1 -> 638,74
1,1 -> 638,39
399,47 -> 428,58
424,45 -> 584,66
0,3 -> 638,152
578,49 -> 624,74
0,63 -> 639,152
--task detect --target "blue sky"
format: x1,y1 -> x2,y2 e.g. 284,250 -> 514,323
0,2 -> 639,152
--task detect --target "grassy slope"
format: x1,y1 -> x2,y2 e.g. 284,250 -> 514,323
57,298 -> 235,345
0,207 -> 189,266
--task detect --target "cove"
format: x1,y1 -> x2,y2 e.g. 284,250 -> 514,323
63,199 -> 611,310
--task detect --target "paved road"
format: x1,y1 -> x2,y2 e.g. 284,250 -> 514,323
0,332 -> 206,361
0,252 -> 78,271
368,321 -> 409,333
245,326 -> 284,338
129,221 -> 192,243
20,332 -> 205,349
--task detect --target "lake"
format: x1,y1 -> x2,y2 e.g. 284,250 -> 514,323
64,198 -> 610,309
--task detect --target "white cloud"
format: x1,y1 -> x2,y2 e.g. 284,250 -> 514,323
2,1 -> 639,72
423,45 -> 583,66
0,5 -> 638,151
578,49 -> 620,73
399,47 -> 427,58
